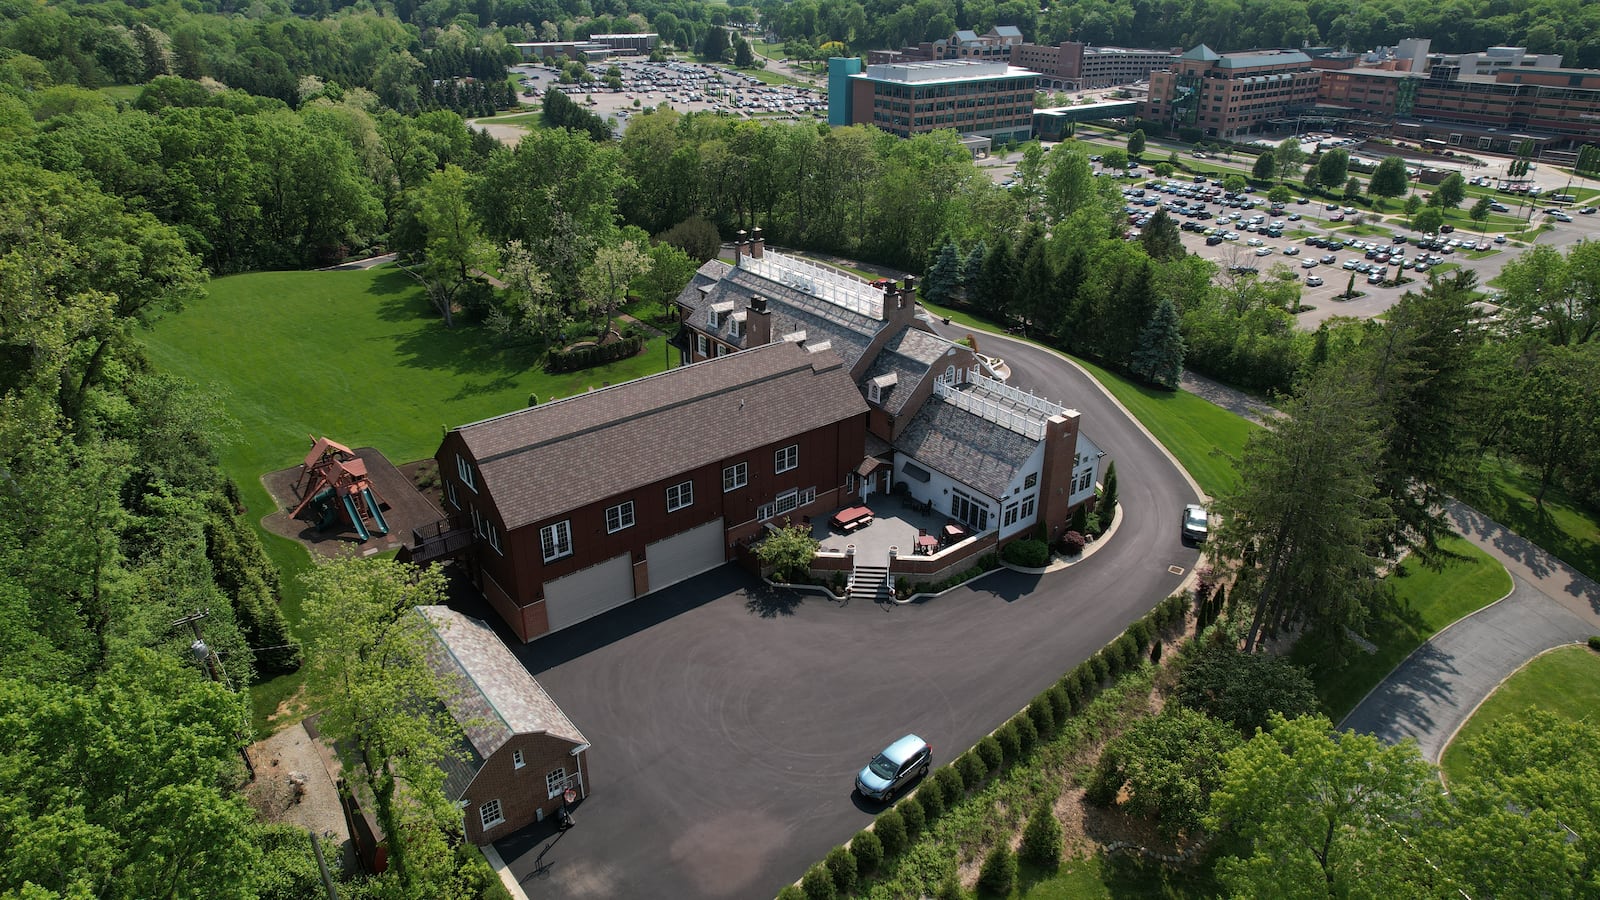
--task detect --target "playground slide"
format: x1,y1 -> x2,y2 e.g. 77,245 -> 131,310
361,488 -> 390,537
341,493 -> 372,542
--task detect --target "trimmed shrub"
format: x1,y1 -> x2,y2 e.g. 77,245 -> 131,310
1028,695 -> 1056,736
916,781 -> 946,820
1013,714 -> 1039,755
957,751 -> 987,789
1061,529 -> 1086,556
1002,538 -> 1050,568
1089,653 -> 1110,684
778,886 -> 806,900
802,863 -> 837,900
1073,663 -> 1096,696
1019,802 -> 1063,869
935,765 -> 965,807
995,721 -> 1021,762
1118,633 -> 1141,670
1046,683 -> 1072,722
1150,640 -> 1163,664
544,334 -> 645,373
1068,503 -> 1089,534
898,794 -> 926,839
1130,618 -> 1152,650
975,842 -> 1017,897
976,735 -> 1003,772
1590,635 -> 1600,651
851,829 -> 883,876
935,867 -> 966,900
1101,646 -> 1123,677
875,809 -> 907,858
825,846 -> 857,896
1060,675 -> 1083,713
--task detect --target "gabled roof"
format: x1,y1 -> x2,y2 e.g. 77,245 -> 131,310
954,29 -> 979,43
992,26 -> 1022,39
896,396 -> 1041,500
455,341 -> 868,530
419,606 -> 586,760
1216,50 -> 1312,69
858,327 -> 958,417
1182,44 -> 1220,62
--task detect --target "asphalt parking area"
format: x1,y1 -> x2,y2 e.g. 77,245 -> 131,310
481,545 -> 1188,899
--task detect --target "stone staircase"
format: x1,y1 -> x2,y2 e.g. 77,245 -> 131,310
849,564 -> 891,603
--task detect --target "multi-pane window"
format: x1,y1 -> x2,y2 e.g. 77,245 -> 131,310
667,480 -> 694,512
758,487 -> 816,521
774,444 -> 799,473
512,749 -> 525,769
540,520 -> 573,562
696,334 -> 709,356
456,454 -> 477,492
480,798 -> 504,829
950,488 -> 990,531
1020,495 -> 1036,520
605,501 -> 635,534
546,768 -> 568,798
723,462 -> 748,492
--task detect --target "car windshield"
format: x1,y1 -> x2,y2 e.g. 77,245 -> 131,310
868,754 -> 899,779
1185,509 -> 1207,529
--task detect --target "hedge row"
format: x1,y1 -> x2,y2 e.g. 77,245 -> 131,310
897,553 -> 1000,600
544,334 -> 644,373
796,590 -> 1194,897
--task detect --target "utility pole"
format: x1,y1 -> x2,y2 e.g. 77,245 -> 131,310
172,609 -> 256,780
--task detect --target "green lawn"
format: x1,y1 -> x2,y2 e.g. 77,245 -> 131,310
475,110 -> 544,128
919,301 -> 1256,498
99,84 -> 143,101
141,266 -> 671,732
1457,455 -> 1600,583
1293,533 -> 1511,720
1008,853 -> 1222,898
1439,645 -> 1600,783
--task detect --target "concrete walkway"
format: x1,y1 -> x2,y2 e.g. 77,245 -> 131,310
1340,502 -> 1600,761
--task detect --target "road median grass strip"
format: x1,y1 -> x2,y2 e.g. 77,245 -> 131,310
1439,644 -> 1600,784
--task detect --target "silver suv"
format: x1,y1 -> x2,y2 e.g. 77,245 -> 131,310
855,734 -> 931,802
1182,504 -> 1209,543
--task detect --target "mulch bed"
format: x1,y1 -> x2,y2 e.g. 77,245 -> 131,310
259,447 -> 445,560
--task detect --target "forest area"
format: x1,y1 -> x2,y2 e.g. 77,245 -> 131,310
2,0 -> 1600,896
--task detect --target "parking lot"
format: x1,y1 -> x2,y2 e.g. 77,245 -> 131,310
512,58 -> 827,133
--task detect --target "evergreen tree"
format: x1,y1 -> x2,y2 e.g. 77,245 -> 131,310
700,25 -> 730,61
1020,802 -> 1063,869
962,240 -> 987,294
923,240 -> 963,306
1129,297 -> 1185,389
976,842 -> 1017,896
734,37 -> 755,67
1139,208 -> 1184,261
978,234 -> 1013,318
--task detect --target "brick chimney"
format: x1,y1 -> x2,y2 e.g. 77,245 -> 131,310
733,229 -> 747,265
750,227 -> 764,259
747,294 -> 772,346
889,275 -> 919,327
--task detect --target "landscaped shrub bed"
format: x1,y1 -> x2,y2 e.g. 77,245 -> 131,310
901,553 -> 1001,598
1002,538 -> 1050,568
545,333 -> 644,372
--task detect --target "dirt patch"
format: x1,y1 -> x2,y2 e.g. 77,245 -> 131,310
265,683 -> 310,730
245,721 -> 358,874
259,446 -> 446,559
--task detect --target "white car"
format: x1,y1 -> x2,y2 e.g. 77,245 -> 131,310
1247,237 -> 1265,247
1301,258 -> 1318,268
1255,246 -> 1274,256
1305,275 -> 1324,286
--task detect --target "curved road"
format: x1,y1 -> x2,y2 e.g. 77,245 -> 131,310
492,329 -> 1202,898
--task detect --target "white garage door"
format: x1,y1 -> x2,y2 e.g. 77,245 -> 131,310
543,553 -> 635,632
645,518 -> 726,592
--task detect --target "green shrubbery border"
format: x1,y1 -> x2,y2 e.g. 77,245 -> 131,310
545,333 -> 644,373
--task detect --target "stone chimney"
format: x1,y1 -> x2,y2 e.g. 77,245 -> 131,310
750,227 -> 764,259
747,294 -> 772,346
734,229 -> 748,265
889,275 -> 919,327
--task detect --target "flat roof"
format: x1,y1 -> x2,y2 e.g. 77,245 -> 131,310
856,59 -> 1036,85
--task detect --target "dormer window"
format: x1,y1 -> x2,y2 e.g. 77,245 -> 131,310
868,373 -> 897,405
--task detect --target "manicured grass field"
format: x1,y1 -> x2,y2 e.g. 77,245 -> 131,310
919,301 -> 1256,498
1458,455 -> 1600,583
142,266 -> 670,732
1009,854 -> 1222,898
1439,644 -> 1600,784
1293,533 -> 1511,721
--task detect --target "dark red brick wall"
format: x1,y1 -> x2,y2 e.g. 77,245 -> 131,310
462,734 -> 589,844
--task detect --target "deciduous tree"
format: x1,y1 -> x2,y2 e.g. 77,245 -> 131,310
579,238 -> 653,334
1369,156 -> 1409,201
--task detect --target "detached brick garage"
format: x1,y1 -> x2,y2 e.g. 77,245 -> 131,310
420,605 -> 590,844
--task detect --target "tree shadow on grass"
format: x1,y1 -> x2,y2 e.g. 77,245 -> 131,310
365,268 -> 419,300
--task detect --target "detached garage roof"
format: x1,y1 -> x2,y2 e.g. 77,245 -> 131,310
454,340 -> 868,530
418,605 -> 586,759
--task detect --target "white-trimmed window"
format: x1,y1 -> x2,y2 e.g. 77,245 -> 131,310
546,768 -> 568,799
868,382 -> 882,404
446,479 -> 458,509
758,486 -> 815,521
774,444 -> 799,473
512,749 -> 525,769
1003,502 -> 1019,528
480,798 -> 504,830
667,480 -> 694,512
540,520 -> 573,562
1021,494 -> 1036,519
471,508 -> 503,555
456,454 -> 477,492
606,501 -> 635,534
706,307 -> 718,327
696,333 -> 709,356
1025,472 -> 1038,489
1076,471 -> 1094,493
723,462 -> 748,492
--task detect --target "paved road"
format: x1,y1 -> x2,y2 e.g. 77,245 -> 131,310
489,331 -> 1201,899
1341,501 -> 1600,761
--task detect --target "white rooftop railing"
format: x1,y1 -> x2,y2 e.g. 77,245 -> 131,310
933,379 -> 1048,440
739,251 -> 884,320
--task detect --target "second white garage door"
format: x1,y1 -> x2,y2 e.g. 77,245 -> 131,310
645,518 -> 726,592
543,553 -> 635,632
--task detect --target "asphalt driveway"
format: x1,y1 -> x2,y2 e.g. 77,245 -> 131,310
485,331 -> 1202,899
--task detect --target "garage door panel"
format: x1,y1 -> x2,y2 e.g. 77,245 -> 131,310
544,554 -> 634,632
646,519 -> 725,591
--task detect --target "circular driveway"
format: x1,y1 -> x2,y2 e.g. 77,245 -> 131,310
490,333 -> 1201,899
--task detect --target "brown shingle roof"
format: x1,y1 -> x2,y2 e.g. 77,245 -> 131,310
456,342 -> 868,530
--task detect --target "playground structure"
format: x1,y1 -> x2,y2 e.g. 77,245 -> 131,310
290,437 -> 391,542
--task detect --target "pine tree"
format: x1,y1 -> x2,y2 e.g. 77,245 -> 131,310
978,235 -> 1013,318
976,842 -> 1017,896
1019,802 -> 1063,869
1128,297 -> 1185,389
923,241 -> 963,306
962,240 -> 987,292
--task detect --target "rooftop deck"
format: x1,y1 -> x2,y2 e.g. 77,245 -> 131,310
812,495 -> 981,566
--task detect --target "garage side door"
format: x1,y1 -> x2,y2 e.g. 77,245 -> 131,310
543,553 -> 635,632
645,518 -> 726,592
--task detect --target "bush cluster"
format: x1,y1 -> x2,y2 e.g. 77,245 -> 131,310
898,794 -> 926,838
850,830 -> 882,876
1590,635 -> 1600,651
1060,530 -> 1087,555
1002,538 -> 1050,568
544,333 -> 644,372
914,553 -> 1001,596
